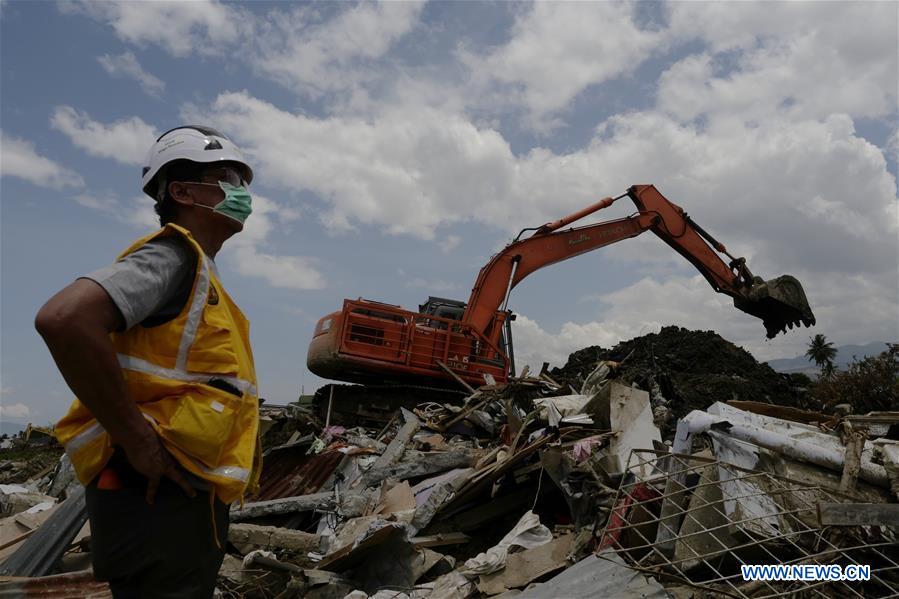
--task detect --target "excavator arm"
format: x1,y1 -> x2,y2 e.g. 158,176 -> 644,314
462,184 -> 815,340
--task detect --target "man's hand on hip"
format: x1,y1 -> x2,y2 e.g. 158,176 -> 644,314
121,432 -> 197,503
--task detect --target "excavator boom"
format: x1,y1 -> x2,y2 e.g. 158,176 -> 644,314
308,185 -> 815,387
462,184 -> 815,341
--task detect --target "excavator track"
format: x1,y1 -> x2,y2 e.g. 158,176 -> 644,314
314,383 -> 469,427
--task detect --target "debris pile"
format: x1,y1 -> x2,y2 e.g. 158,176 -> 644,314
552,326 -> 814,427
0,329 -> 896,597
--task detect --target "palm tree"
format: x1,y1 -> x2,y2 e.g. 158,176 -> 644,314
806,334 -> 837,378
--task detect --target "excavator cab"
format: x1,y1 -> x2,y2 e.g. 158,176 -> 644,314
419,297 -> 466,321
735,275 -> 816,339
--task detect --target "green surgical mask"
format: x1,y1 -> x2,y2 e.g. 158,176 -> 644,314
195,181 -> 253,224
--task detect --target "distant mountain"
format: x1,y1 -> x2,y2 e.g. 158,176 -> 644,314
766,342 -> 890,375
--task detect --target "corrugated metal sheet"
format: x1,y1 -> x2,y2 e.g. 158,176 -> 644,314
0,570 -> 112,598
517,552 -> 669,599
255,448 -> 345,501
0,487 -> 87,577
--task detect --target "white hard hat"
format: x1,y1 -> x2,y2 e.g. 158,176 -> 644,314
141,125 -> 254,200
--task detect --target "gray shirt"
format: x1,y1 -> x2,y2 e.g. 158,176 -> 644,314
82,237 -> 197,331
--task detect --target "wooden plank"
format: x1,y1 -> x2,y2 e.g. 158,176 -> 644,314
817,502 -> 899,526
477,535 -> 573,595
410,532 -> 471,548
436,360 -> 476,394
436,393 -> 491,432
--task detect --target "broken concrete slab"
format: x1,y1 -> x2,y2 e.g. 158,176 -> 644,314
0,484 -> 56,517
360,449 -> 478,489
230,490 -> 370,521
672,457 -> 741,571
317,522 -> 441,594
354,418 -> 421,489
228,523 -> 322,553
583,381 -> 661,479
428,570 -> 477,599
410,468 -> 473,533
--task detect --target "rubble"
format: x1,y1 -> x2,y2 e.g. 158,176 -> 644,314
1,328 -> 896,597
551,326 -> 814,423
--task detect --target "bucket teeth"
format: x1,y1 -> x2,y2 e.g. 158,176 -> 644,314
737,274 -> 816,338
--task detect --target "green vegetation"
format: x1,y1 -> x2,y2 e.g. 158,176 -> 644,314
806,334 -> 838,379
809,344 -> 899,413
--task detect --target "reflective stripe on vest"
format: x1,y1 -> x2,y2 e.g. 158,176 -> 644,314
117,354 -> 257,396
64,421 -> 105,456
176,256 -> 211,372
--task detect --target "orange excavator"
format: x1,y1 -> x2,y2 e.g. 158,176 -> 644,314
307,185 -> 815,392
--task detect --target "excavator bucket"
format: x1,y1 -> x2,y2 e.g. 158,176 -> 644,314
734,275 -> 816,338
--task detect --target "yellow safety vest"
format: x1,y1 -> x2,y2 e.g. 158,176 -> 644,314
55,224 -> 261,504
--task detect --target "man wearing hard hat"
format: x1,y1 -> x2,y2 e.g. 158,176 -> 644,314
37,126 -> 260,598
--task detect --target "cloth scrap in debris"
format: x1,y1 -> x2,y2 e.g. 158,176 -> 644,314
461,510 -> 553,576
321,426 -> 346,444
572,436 -> 605,463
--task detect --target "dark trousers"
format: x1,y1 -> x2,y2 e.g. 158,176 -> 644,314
84,459 -> 229,599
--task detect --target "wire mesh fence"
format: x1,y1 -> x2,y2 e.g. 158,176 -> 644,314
598,449 -> 899,598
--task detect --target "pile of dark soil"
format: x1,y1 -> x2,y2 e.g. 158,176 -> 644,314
551,326 -> 817,420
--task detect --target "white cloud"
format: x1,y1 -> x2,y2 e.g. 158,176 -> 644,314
659,3 -> 896,124
0,402 -> 30,419
540,111 -> 898,277
61,0 -> 246,57
887,127 -> 899,158
184,92 -> 517,239
223,193 -> 326,290
73,192 -> 158,229
461,2 -> 664,131
68,1 -> 422,104
668,2 -> 896,57
50,107 -> 157,166
402,274 -> 458,293
228,245 -> 325,290
438,235 -> 461,254
251,2 -> 424,98
0,132 -> 84,189
97,51 -> 165,97
184,87 -> 896,286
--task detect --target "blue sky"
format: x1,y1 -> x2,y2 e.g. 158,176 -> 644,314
1,1 -> 897,426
